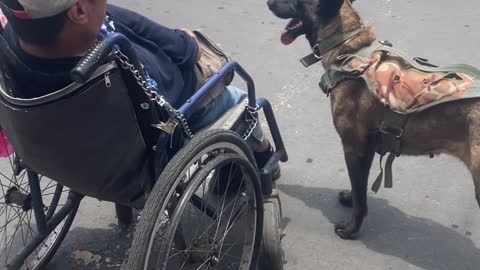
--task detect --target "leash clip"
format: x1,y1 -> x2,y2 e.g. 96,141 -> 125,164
311,44 -> 323,59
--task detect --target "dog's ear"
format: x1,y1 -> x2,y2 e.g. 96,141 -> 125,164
318,0 -> 345,18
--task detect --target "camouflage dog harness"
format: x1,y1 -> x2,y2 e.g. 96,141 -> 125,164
320,42 -> 480,113
317,41 -> 480,192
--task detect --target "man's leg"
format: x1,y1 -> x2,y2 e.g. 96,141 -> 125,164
189,86 -> 279,177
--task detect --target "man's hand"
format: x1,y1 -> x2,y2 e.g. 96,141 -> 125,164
180,28 -> 202,62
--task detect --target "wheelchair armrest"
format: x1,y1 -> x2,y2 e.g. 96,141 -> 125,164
70,33 -> 137,84
179,61 -> 257,117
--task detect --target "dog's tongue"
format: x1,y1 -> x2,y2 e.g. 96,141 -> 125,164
281,18 -> 302,45
281,32 -> 295,45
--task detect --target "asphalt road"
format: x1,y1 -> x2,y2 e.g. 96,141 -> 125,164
43,0 -> 480,269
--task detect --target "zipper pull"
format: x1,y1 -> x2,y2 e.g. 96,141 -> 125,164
104,72 -> 112,88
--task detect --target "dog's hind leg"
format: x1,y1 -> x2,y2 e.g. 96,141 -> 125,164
464,122 -> 480,209
468,146 -> 480,209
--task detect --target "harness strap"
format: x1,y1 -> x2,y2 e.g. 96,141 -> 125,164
371,152 -> 396,193
384,152 -> 396,188
371,108 -> 408,193
319,69 -> 361,96
301,53 -> 323,68
318,42 -> 390,95
300,29 -> 363,67
376,45 -> 480,77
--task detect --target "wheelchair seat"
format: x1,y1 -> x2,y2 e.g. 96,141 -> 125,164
0,34 -> 154,208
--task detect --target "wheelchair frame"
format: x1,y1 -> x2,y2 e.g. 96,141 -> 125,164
0,33 -> 288,270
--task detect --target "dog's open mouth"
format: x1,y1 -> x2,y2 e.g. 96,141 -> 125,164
281,18 -> 306,45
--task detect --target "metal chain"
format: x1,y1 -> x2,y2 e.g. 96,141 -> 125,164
114,50 -> 194,139
242,102 -> 260,141
113,50 -> 257,141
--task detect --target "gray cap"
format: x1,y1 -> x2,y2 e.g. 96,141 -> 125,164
7,0 -> 78,19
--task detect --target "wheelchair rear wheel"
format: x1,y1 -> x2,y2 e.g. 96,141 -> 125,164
0,145 -> 78,270
128,129 -> 263,270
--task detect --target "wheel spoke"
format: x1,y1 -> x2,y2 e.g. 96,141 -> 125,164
212,163 -> 235,241
40,180 -> 55,193
0,175 -> 28,194
0,212 -> 21,234
193,257 -> 211,270
4,205 -> 11,247
217,221 -> 247,262
0,166 -> 72,269
219,251 -> 243,261
179,252 -> 191,270
219,199 -> 247,242
18,211 -> 27,248
193,181 -> 245,245
2,209 -> 24,265
0,182 -> 10,195
214,174 -> 245,243
0,175 -> 8,198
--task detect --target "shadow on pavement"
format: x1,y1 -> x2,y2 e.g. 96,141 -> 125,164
280,184 -> 480,270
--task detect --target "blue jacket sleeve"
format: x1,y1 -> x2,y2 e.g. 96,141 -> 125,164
106,4 -> 199,69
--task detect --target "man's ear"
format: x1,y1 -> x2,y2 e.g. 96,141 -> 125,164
318,0 -> 344,18
67,1 -> 88,24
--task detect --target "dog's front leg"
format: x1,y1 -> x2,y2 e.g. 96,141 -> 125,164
334,137 -> 375,239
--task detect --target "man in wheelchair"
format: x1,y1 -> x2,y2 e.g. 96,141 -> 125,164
0,0 -> 280,178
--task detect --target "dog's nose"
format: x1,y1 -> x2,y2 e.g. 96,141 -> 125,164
267,0 -> 276,10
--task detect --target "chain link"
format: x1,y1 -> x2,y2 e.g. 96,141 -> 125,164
114,50 -> 194,139
114,50 -> 258,141
242,102 -> 260,141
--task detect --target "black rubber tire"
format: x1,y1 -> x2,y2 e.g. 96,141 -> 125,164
260,198 -> 284,270
127,129 -> 263,270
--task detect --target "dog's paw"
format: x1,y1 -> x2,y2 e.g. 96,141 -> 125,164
338,190 -> 353,208
334,222 -> 358,240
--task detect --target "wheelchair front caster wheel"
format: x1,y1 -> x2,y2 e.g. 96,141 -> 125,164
260,194 -> 285,270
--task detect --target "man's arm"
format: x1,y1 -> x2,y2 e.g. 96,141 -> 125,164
106,4 -> 200,68
179,28 -> 202,62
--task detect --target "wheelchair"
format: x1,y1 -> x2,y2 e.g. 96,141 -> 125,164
0,30 -> 288,270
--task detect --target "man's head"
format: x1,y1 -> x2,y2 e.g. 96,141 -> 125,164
0,0 -> 107,47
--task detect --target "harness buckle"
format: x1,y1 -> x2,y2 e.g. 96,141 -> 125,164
379,121 -> 404,138
311,44 -> 323,59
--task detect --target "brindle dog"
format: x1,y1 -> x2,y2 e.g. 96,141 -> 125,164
268,0 -> 480,239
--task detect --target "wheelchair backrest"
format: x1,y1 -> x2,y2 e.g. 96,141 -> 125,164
0,35 -> 153,208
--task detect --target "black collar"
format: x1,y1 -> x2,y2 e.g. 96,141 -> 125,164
300,28 -> 362,67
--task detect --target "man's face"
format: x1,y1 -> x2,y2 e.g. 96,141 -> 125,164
65,0 -> 107,43
82,0 -> 107,36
